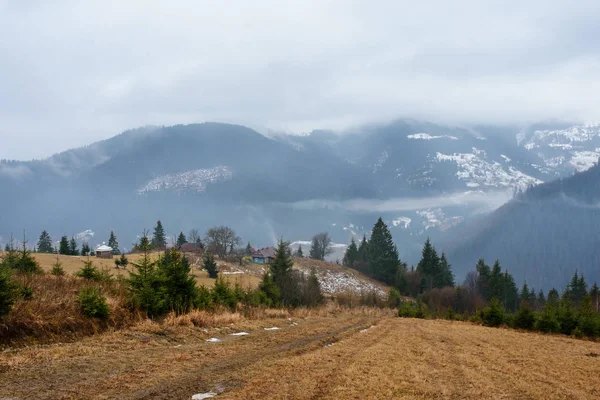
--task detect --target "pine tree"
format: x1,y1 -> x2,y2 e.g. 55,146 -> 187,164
547,288 -> 560,307
566,270 -> 588,306
176,232 -> 187,247
2,233 -> 42,274
416,237 -> 440,290
37,230 -> 54,253
127,232 -> 165,317
108,231 -> 120,255
270,239 -> 294,284
437,252 -> 455,288
520,281 -> 531,306
81,243 -> 91,256
342,237 -> 359,268
152,220 -> 167,250
245,242 -> 253,255
69,236 -> 79,256
476,258 -> 491,301
50,254 -> 65,276
537,289 -> 546,311
368,218 -> 401,285
59,236 -> 70,255
294,245 -> 304,258
502,271 -> 519,312
590,282 -> 599,313
357,234 -> 368,261
156,249 -> 198,314
0,267 -> 16,316
203,251 -> 218,279
114,253 -> 129,269
488,260 -> 504,301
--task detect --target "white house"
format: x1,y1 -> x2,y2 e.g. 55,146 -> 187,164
95,243 -> 113,259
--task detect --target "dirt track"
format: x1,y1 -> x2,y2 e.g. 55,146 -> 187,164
1,315 -> 600,399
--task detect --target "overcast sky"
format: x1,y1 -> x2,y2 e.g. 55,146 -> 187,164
2,0 -> 600,160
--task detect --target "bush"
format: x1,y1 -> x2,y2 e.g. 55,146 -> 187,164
557,301 -> 578,335
0,268 -> 17,317
387,287 -> 402,308
536,308 -> 560,333
398,301 -> 426,318
75,260 -> 101,281
211,276 -> 237,310
481,298 -> 505,327
78,287 -> 110,318
50,263 -> 65,276
514,301 -> 536,330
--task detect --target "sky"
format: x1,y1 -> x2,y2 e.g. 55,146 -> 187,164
2,0 -> 600,160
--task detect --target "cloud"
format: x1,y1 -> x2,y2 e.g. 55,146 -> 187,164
2,0 -> 600,159
283,190 -> 512,213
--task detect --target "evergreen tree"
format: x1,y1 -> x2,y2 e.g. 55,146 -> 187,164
502,270 -> 520,312
304,268 -> 324,306
590,282 -> 599,313
151,220 -> 167,250
176,231 -> 187,247
475,258 -> 491,301
270,239 -> 294,284
514,300 -> 536,330
114,253 -> 129,269
155,249 -> 198,314
342,237 -> 359,268
294,245 -> 304,258
50,254 -> 65,276
258,273 -> 280,307
368,218 -> 401,285
69,236 -> 79,256
245,242 -> 253,255
416,237 -> 442,290
537,289 -> 546,311
108,231 -> 120,255
81,243 -> 91,256
59,236 -> 70,255
437,252 -> 455,288
488,260 -> 504,301
0,267 -> 16,316
37,230 -> 54,253
565,270 -> 588,306
520,281 -> 531,306
203,251 -> 218,279
0,233 -> 41,274
127,232 -> 165,317
547,288 -> 560,307
357,234 -> 368,262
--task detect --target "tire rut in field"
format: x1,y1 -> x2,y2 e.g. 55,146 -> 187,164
128,317 -> 376,400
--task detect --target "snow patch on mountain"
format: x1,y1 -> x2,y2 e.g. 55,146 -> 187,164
435,149 -> 542,190
416,208 -> 463,231
407,133 -> 458,140
137,166 -> 234,195
569,150 -> 600,172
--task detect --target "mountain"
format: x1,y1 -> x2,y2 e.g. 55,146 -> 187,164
2,119 -> 600,286
446,162 -> 600,290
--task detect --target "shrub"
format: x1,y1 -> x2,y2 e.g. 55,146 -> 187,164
0,268 -> 17,317
481,298 -> 505,327
50,262 -> 65,276
195,285 -> 212,309
536,307 -> 560,333
258,273 -> 280,307
78,287 -> 110,318
557,300 -> 578,335
388,287 -> 402,308
211,276 -> 237,310
203,252 -> 218,279
514,301 -> 536,330
75,260 -> 101,281
398,302 -> 416,318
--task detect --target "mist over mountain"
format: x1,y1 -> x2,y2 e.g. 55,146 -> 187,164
2,119 -> 599,288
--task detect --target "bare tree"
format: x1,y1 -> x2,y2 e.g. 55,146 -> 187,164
204,226 -> 241,259
309,232 -> 333,261
188,229 -> 201,246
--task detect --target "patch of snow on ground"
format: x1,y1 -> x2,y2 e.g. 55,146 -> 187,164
264,327 -> 280,331
230,332 -> 249,336
407,133 -> 458,140
360,325 -> 376,333
138,166 -> 233,195
206,338 -> 221,343
311,270 -> 385,297
192,392 -> 217,399
392,217 -> 412,228
221,271 -> 244,275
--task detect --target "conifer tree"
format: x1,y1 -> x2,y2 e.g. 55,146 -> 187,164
566,270 -> 588,306
437,251 -> 455,288
475,258 -> 491,301
114,253 -> 129,269
357,234 -> 368,261
294,245 -> 304,258
127,232 -> 165,317
368,218 -> 401,285
59,236 -> 70,255
69,236 -> 79,256
270,239 -> 294,284
203,251 -> 218,279
590,282 -> 599,313
416,237 -> 440,290
176,232 -> 187,247
50,254 -> 65,276
488,260 -> 504,301
108,231 -> 120,255
547,288 -> 560,307
0,267 -> 16,316
245,242 -> 253,255
151,220 -> 167,250
1,233 -> 42,274
37,230 -> 54,253
81,243 -> 91,256
342,237 -> 359,268
520,281 -> 531,306
156,249 -> 198,314
537,289 -> 546,311
502,270 -> 519,312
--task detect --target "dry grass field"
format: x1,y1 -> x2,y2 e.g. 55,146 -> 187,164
25,252 -> 261,288
1,314 -> 599,399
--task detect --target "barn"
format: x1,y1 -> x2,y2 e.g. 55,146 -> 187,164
251,247 -> 276,264
95,244 -> 114,259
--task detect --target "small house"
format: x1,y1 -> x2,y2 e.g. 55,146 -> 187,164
95,244 -> 114,259
251,247 -> 276,264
